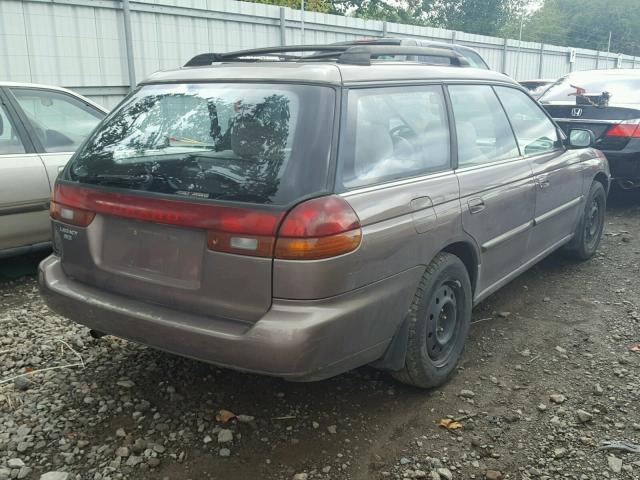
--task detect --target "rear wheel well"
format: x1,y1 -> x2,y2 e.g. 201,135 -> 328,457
442,242 -> 478,294
594,172 -> 609,194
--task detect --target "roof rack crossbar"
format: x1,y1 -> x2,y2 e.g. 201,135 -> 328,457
184,45 -> 470,68
337,45 -> 469,66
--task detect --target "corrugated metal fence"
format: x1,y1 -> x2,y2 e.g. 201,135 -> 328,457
1,0 -> 638,109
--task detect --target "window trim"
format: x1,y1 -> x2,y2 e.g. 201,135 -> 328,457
492,84 -> 564,158
0,87 -> 36,155
335,83 -> 454,192
6,87 -> 105,154
445,83 -> 523,171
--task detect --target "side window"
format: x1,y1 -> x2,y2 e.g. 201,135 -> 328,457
10,88 -> 104,153
494,86 -> 561,156
340,85 -> 451,188
0,104 -> 26,155
448,84 -> 520,167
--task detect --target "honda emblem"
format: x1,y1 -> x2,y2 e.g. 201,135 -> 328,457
571,107 -> 583,117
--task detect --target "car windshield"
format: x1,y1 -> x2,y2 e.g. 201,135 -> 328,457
540,73 -> 640,105
64,83 -> 335,205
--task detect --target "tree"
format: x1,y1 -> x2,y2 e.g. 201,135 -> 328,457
327,0 -> 428,25
425,0 -> 511,36
249,0 -> 331,13
515,0 -> 640,56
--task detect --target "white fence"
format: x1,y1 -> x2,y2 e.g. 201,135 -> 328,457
1,0 -> 637,109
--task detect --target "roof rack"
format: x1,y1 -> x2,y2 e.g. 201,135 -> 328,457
184,45 -> 470,68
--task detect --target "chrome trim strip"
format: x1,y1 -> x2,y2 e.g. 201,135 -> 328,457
481,220 -> 533,251
534,196 -> 583,225
554,118 -> 621,124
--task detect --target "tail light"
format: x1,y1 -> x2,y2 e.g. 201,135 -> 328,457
605,120 -> 640,138
275,196 -> 362,260
51,184 -> 284,256
51,184 -> 360,260
50,202 -> 96,227
50,189 -> 96,227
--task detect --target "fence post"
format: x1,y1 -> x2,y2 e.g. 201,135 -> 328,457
633,56 -> 637,69
595,51 -> 600,69
451,31 -> 456,44
569,49 -> 575,72
538,43 -> 544,78
279,7 -> 286,46
121,0 -> 136,91
501,38 -> 508,74
382,21 -> 388,37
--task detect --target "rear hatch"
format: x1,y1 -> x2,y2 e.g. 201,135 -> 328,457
53,82 -> 336,323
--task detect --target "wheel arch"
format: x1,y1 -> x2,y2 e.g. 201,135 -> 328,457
441,241 -> 479,296
371,240 -> 479,372
593,171 -> 610,195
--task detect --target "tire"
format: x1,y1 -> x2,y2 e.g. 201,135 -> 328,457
563,181 -> 606,261
392,252 -> 472,389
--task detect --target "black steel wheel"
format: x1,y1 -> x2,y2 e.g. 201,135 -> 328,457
392,252 -> 472,389
564,181 -> 606,260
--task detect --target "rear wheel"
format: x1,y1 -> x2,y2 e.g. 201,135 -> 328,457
392,252 -> 472,389
564,181 -> 606,261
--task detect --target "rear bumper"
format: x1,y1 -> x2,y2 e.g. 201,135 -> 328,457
38,255 -> 421,381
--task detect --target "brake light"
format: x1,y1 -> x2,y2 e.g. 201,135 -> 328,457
51,184 -> 361,259
51,184 -> 283,256
605,121 -> 640,138
275,196 -> 362,260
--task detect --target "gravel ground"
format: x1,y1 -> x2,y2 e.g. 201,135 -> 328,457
1,189 -> 639,480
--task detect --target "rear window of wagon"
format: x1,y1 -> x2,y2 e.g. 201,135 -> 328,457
63,83 -> 336,205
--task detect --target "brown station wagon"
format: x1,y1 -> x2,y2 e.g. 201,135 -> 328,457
39,45 -> 609,388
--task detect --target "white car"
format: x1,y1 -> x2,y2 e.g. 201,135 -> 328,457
0,82 -> 107,258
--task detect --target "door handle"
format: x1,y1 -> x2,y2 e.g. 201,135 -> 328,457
468,197 -> 485,214
537,175 -> 550,189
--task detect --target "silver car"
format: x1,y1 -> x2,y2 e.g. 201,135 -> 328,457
0,82 -> 106,258
39,45 -> 609,388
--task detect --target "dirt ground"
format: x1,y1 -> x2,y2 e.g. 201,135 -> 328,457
1,188 -> 639,480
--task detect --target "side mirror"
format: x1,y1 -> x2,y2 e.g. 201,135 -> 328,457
567,129 -> 594,149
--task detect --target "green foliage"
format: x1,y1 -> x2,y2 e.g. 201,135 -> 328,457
507,0 -> 640,56
328,0 -> 428,25
248,0 -> 331,13
425,0 -> 511,36
242,0 -> 640,55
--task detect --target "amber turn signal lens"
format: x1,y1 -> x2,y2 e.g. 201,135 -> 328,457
275,229 -> 362,260
50,201 -> 96,227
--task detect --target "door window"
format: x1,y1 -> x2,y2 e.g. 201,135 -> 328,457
0,104 -> 26,154
339,85 -> 451,188
495,86 -> 561,156
10,88 -> 104,153
448,85 -> 520,167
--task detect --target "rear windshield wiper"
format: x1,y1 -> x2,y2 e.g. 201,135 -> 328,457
76,173 -> 152,187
